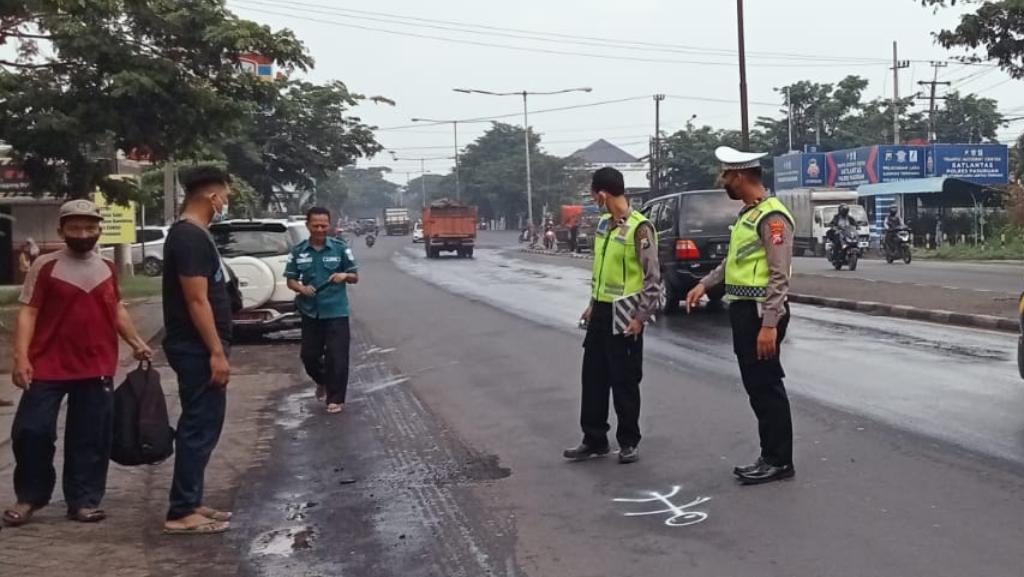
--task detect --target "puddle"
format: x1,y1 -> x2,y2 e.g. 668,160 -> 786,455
251,526 -> 317,557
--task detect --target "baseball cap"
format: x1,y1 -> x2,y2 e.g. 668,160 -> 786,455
59,199 -> 104,222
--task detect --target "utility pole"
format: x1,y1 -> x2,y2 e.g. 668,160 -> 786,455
891,41 -> 910,144
420,158 -> 427,208
411,117 -> 461,200
736,0 -> 750,149
653,94 -> 665,196
786,87 -> 794,151
918,62 -> 950,143
162,161 -> 176,225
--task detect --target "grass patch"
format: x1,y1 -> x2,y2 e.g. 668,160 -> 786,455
119,275 -> 162,300
917,243 -> 1024,261
0,287 -> 20,307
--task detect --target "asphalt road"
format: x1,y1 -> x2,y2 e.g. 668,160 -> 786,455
793,255 -> 1022,294
239,232 -> 1024,577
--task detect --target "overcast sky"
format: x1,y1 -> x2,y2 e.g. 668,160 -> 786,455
225,0 -> 1018,182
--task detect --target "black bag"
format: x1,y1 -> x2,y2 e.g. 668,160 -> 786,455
111,361 -> 175,466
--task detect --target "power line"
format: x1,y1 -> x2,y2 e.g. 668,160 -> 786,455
229,2 -> 894,69
377,95 -> 653,131
232,0 -> 894,65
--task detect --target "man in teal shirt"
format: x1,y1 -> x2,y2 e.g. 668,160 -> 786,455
284,207 -> 359,414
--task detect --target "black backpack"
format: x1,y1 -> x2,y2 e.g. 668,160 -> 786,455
111,361 -> 175,466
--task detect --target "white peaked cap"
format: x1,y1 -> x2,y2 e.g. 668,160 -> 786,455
715,146 -> 769,171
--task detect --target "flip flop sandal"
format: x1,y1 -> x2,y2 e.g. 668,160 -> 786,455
2,506 -> 37,527
162,520 -> 231,536
196,507 -> 232,522
326,403 -> 344,414
66,509 -> 106,523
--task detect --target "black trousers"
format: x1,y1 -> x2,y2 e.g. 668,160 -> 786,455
580,303 -> 643,449
730,300 -> 793,467
165,341 -> 229,521
301,316 -> 351,405
11,378 -> 114,512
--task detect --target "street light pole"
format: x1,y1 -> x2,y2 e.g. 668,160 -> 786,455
454,86 -> 592,226
736,0 -> 750,150
411,117 -> 461,200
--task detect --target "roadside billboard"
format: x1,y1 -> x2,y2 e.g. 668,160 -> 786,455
878,145 -> 925,182
931,144 -> 1009,185
827,147 -> 878,188
93,192 -> 137,245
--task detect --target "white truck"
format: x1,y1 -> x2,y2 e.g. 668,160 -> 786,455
775,188 -> 871,257
383,207 -> 411,236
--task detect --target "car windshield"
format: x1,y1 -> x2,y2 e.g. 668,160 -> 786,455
680,192 -> 738,235
212,225 -> 294,257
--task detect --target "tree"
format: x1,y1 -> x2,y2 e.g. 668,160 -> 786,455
404,174 -> 451,209
329,167 -> 399,218
222,80 -> 388,208
458,122 -> 583,223
659,121 -> 748,191
934,92 -> 1004,143
919,1 -> 1024,78
137,162 -> 263,224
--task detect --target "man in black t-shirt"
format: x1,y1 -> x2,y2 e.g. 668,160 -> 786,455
160,166 -> 234,536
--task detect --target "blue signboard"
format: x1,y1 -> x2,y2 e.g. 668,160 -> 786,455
931,144 -> 1009,185
878,145 -> 925,182
802,153 -> 827,187
827,147 -> 879,188
773,153 -> 803,191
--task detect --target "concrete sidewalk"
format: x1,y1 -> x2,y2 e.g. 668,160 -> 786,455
0,301 -> 306,577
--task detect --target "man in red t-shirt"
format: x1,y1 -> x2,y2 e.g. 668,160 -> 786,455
2,199 -> 152,528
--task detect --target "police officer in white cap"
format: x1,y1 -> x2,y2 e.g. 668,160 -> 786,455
686,146 -> 796,485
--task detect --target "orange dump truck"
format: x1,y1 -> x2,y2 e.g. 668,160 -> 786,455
423,199 -> 478,259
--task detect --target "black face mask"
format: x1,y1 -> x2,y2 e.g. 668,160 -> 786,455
65,236 -> 100,254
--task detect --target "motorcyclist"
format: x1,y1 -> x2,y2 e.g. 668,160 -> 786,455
883,206 -> 904,254
827,204 -> 858,260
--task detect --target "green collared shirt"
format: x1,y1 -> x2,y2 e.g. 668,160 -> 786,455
284,237 -> 358,319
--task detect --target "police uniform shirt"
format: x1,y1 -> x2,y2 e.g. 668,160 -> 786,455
702,204 -> 793,328
284,237 -> 359,319
595,212 -> 662,323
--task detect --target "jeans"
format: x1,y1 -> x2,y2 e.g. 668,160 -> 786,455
580,303 -> 643,450
300,316 -> 351,405
11,378 -> 114,512
164,341 -> 228,521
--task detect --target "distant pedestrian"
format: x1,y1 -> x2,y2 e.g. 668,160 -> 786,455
285,207 -> 359,414
687,146 -> 796,486
3,199 -> 152,528
161,166 -> 235,535
564,167 -> 661,465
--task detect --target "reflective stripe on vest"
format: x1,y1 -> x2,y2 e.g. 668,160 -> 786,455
724,197 -> 794,302
591,211 -> 653,303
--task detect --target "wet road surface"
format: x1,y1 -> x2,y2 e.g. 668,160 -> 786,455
240,233 -> 1024,577
793,255 -> 1022,294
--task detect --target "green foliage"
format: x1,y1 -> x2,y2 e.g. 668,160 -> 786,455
919,1 -> 1024,79
457,122 -> 585,223
325,166 -> 399,219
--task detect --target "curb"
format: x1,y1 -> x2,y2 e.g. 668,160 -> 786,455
789,294 -> 1019,333
520,248 -> 1019,334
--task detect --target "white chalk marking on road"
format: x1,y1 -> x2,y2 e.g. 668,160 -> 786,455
359,376 -> 411,395
363,347 -> 396,356
613,486 -> 711,528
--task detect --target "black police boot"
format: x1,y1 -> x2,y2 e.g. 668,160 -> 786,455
732,457 -> 765,477
563,443 -> 610,461
618,446 -> 639,464
736,461 -> 795,486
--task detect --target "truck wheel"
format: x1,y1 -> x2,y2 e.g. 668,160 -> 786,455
466,248 -> 474,258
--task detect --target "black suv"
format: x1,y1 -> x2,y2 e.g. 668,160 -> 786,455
641,190 -> 737,313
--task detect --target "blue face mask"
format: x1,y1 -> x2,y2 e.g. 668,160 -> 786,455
212,197 -> 229,222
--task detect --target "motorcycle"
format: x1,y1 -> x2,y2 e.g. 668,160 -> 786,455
543,229 -> 556,251
364,233 -> 376,248
883,227 -> 912,265
825,226 -> 861,271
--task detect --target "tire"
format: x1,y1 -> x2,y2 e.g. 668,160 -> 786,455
425,242 -> 432,258
142,256 -> 163,277
902,246 -> 912,264
225,256 -> 275,309
886,253 -> 894,264
833,258 -> 843,271
848,252 -> 859,271
466,248 -> 474,259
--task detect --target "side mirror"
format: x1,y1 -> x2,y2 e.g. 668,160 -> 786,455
814,215 -> 822,224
